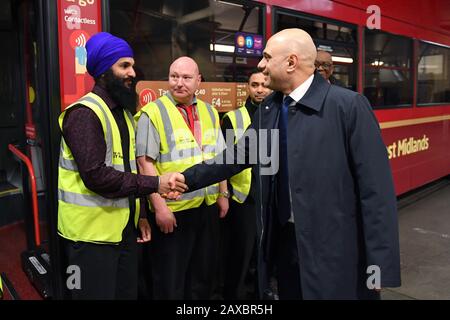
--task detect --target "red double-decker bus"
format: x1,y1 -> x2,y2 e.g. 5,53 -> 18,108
257,0 -> 450,196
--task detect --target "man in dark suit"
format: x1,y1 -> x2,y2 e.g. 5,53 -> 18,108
175,28 -> 401,299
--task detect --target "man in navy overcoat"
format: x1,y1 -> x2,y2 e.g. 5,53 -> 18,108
181,28 -> 401,299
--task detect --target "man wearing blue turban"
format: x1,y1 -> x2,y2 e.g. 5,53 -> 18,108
57,32 -> 187,299
85,31 -> 138,108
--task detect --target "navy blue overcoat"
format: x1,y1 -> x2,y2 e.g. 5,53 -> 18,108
184,72 -> 401,299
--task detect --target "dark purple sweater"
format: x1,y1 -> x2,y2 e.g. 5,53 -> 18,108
62,85 -> 157,217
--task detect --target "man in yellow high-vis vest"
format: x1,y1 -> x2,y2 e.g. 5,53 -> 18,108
219,70 -> 272,299
58,32 -> 186,300
135,56 -> 229,299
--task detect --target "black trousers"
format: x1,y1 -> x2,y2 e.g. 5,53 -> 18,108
62,215 -> 138,300
149,203 -> 220,300
275,221 -> 303,300
220,199 -> 256,300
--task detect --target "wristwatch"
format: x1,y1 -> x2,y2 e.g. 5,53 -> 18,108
219,190 -> 230,199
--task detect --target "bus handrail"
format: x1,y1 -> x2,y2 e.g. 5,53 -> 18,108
8,144 -> 41,246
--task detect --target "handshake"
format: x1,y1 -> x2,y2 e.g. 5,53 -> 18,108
157,172 -> 188,199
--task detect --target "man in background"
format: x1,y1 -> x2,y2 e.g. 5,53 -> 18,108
219,70 -> 272,299
315,49 -> 345,87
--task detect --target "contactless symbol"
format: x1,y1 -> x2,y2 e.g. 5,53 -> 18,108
245,36 -> 253,48
237,35 -> 245,47
139,88 -> 157,106
69,30 -> 89,49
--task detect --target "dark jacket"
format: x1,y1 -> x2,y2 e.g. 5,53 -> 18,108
184,72 -> 401,299
329,75 -> 345,87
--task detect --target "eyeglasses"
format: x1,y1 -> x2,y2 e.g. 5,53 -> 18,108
315,61 -> 332,69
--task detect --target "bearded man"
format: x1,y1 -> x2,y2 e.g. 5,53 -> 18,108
57,32 -> 186,299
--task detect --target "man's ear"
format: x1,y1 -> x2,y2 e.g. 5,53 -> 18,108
287,54 -> 298,72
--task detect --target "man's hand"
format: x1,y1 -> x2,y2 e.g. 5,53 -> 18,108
159,172 -> 187,195
217,196 -> 229,218
137,218 -> 151,243
163,191 -> 182,200
155,204 -> 177,234
217,181 -> 229,218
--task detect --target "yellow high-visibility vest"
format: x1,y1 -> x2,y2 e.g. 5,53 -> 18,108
58,92 -> 140,244
223,106 -> 252,203
135,95 -> 221,212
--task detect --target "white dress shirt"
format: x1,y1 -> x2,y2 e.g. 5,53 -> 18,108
282,73 -> 314,223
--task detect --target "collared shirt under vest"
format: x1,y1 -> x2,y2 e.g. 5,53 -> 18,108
135,93 -> 224,212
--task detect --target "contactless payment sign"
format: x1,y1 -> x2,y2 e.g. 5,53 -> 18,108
139,88 -> 157,107
235,32 -> 263,56
58,0 -> 102,111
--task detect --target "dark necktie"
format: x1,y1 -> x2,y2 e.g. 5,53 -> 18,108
277,96 -> 293,225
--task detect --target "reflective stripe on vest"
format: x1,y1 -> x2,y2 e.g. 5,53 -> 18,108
58,92 -> 140,244
59,144 -> 137,172
224,106 -> 252,203
136,95 -> 221,212
58,189 -> 129,208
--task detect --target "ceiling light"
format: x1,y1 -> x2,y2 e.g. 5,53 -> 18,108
210,43 -> 235,53
332,56 -> 354,63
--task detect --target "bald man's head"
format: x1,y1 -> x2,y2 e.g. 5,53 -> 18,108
271,28 -> 317,69
257,28 -> 317,94
168,56 -> 201,105
170,56 -> 200,76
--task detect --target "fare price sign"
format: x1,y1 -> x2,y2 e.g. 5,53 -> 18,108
136,81 -> 248,113
57,0 -> 102,110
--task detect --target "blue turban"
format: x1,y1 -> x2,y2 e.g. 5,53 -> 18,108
86,32 -> 134,78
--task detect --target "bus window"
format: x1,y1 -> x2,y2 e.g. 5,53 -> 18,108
108,0 -> 264,83
274,10 -> 357,91
417,41 -> 450,105
364,29 -> 413,109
